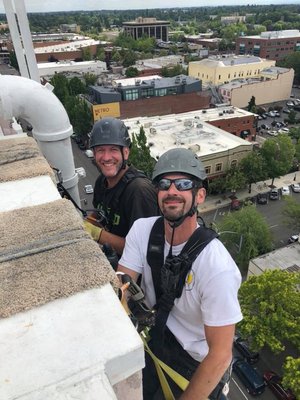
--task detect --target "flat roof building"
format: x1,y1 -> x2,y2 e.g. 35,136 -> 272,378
219,66 -> 294,108
123,109 -> 253,181
189,54 -> 275,86
236,29 -> 300,61
123,17 -> 170,41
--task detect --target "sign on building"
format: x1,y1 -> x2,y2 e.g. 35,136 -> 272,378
92,103 -> 120,121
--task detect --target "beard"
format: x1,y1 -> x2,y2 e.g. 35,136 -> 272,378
160,195 -> 186,221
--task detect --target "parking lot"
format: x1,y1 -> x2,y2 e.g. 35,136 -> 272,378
256,86 -> 300,138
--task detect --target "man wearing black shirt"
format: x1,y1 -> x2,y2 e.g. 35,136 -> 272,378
84,117 -> 158,256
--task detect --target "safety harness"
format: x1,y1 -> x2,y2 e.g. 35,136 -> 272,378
96,166 -> 147,230
147,216 -> 219,342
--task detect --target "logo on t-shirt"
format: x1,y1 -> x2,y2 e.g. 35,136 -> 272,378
185,269 -> 195,291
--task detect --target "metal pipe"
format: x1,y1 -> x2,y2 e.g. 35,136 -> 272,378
0,75 -> 80,206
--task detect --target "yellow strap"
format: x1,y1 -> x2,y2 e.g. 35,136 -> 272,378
141,334 -> 189,398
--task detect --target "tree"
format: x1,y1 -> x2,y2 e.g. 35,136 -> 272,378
83,72 -> 98,87
50,73 -> 69,104
225,167 -> 247,193
82,47 -> 92,61
238,270 -> 300,353
282,197 -> 300,232
217,206 -> 273,272
9,51 -> 19,71
129,126 -> 156,177
278,52 -> 300,84
68,77 -> 86,95
247,96 -> 257,113
240,152 -> 267,193
287,109 -> 297,124
282,357 -> 300,398
125,66 -> 139,78
122,50 -> 137,68
260,135 -> 295,186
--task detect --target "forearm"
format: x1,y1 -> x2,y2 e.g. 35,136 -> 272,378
99,230 -> 125,256
179,350 -> 231,400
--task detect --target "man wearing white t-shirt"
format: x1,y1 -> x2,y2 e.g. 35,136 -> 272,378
118,148 -> 242,400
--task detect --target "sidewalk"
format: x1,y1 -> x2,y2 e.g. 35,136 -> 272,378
199,171 -> 298,214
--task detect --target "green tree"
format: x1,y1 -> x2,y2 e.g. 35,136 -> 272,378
247,96 -> 256,113
282,357 -> 300,398
278,52 -> 300,84
95,46 -> 106,61
260,135 -> 295,186
122,50 -> 137,68
287,110 -> 297,124
240,152 -> 267,193
111,50 -> 122,65
83,72 -> 98,87
282,196 -> 300,232
217,206 -> 273,272
68,77 -> 86,95
125,66 -> 139,78
50,73 -> 69,104
129,126 -> 156,177
238,270 -> 300,353
288,126 -> 300,143
82,47 -> 92,61
9,51 -> 19,70
225,167 -> 247,193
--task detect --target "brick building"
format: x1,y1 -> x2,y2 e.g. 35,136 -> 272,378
236,29 -> 300,61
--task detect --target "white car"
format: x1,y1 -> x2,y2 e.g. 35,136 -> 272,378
268,130 -> 278,136
281,186 -> 290,196
288,234 -> 299,244
278,127 -> 289,133
84,184 -> 94,194
84,149 -> 94,158
291,183 -> 300,193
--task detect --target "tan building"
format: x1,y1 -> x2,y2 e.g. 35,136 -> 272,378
219,66 -> 294,108
189,55 -> 275,86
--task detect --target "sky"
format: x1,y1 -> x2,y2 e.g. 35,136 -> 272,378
0,0 -> 299,14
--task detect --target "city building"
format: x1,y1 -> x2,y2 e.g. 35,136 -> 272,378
38,60 -> 107,78
60,23 -> 80,33
185,35 -> 221,51
248,241 -> 300,278
33,38 -> 102,63
236,29 -> 300,61
122,17 -> 170,41
89,74 -> 211,120
221,15 -> 246,25
134,55 -> 185,76
219,66 -> 294,108
123,110 -> 253,181
189,54 -> 275,86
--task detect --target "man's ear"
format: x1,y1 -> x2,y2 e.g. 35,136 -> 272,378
123,147 -> 130,160
196,187 -> 206,204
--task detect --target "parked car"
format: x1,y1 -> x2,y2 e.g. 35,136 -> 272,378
268,130 -> 278,136
286,101 -> 294,107
269,188 -> 279,200
278,128 -> 289,134
288,234 -> 299,244
281,186 -> 291,196
234,336 -> 260,364
264,371 -> 296,400
291,183 -> 300,193
230,198 -> 241,211
78,142 -> 86,150
282,108 -> 291,114
261,123 -> 270,130
232,358 -> 265,396
84,149 -> 94,158
84,184 -> 94,194
257,192 -> 268,204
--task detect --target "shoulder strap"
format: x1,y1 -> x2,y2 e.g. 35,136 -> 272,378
146,217 -> 165,301
147,222 -> 218,303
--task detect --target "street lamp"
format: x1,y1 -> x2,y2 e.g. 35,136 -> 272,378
215,229 -> 244,253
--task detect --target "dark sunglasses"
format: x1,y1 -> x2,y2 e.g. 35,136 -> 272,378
157,178 -> 195,191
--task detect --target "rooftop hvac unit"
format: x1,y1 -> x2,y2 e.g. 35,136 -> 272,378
182,78 -> 187,84
202,110 -> 207,113
189,144 -> 200,152
150,127 -> 157,135
196,123 -> 203,128
184,119 -> 193,127
219,112 -> 224,116
135,79 -> 141,86
151,80 -> 155,86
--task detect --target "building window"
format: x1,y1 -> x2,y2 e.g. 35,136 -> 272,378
155,88 -> 167,97
141,88 -> 154,98
218,75 -> 221,80
124,89 -> 139,101
205,166 -> 211,174
231,160 -> 237,168
216,163 -> 222,172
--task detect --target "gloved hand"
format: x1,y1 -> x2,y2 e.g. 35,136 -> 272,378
83,220 -> 103,242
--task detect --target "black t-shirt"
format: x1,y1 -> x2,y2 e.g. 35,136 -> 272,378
93,166 -> 159,238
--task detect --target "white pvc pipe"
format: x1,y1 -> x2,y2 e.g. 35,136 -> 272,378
0,75 -> 80,206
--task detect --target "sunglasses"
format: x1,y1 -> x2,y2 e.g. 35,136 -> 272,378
157,178 -> 195,191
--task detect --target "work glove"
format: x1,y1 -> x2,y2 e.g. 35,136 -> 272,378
83,220 -> 103,242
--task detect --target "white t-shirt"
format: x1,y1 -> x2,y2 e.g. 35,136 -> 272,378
119,216 -> 243,362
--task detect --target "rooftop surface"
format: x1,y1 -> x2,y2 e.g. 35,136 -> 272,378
124,107 -> 253,160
